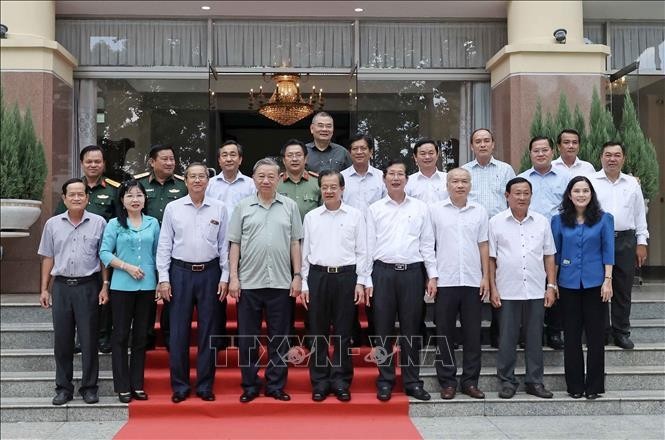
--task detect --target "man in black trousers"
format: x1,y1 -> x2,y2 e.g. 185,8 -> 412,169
39,178 -> 109,405
300,169 -> 369,402
366,159 -> 438,402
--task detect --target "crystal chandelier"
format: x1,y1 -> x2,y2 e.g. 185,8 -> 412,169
249,73 -> 324,126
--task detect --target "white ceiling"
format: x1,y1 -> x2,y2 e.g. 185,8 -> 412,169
55,1 -> 665,20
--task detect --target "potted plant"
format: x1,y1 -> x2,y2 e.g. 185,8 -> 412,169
0,89 -> 48,234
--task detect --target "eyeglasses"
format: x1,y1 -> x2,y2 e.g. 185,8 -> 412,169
188,174 -> 208,181
285,153 -> 304,159
531,148 -> 551,155
320,185 -> 340,191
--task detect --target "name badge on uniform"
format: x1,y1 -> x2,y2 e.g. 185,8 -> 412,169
562,259 -> 571,266
210,219 -> 219,225
97,194 -> 109,199
146,188 -> 154,192
169,189 -> 181,193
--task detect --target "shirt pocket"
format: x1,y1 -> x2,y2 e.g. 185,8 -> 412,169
407,215 -> 423,237
82,235 -> 100,256
167,189 -> 184,200
205,219 -> 221,244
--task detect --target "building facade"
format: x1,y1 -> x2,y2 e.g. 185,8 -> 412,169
1,1 -> 664,292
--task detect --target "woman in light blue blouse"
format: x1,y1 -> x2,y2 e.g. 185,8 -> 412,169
551,175 -> 614,400
100,180 -> 160,403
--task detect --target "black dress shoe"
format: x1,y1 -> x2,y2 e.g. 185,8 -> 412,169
334,388 -> 351,402
171,391 -> 189,403
547,334 -> 564,350
569,392 -> 584,399
312,391 -> 327,402
131,390 -> 148,400
118,393 -> 132,403
490,339 -> 499,349
498,387 -> 516,399
265,390 -> 291,401
377,387 -> 392,401
81,390 -> 99,404
73,344 -> 82,354
614,334 -> 635,349
196,391 -> 216,401
240,390 -> 259,403
405,387 -> 431,401
525,383 -> 553,399
98,340 -> 112,354
52,391 -> 73,406
585,393 -> 601,400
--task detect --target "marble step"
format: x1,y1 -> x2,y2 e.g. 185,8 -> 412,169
0,396 -> 128,423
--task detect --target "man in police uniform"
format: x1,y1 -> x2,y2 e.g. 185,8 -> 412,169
135,144 -> 188,350
278,139 -> 321,221
55,145 -> 119,354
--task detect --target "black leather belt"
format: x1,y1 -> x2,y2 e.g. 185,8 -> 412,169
311,264 -> 356,274
375,261 -> 423,272
54,275 -> 98,286
172,258 -> 219,272
615,229 -> 636,238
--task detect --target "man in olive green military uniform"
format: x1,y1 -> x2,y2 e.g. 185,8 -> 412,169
55,145 -> 119,354
134,144 -> 187,350
278,139 -> 321,220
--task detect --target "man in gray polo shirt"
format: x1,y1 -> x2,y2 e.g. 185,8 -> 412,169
228,157 -> 304,403
38,178 -> 109,406
305,112 -> 352,173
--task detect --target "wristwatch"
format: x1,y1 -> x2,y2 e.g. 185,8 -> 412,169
546,283 -> 558,291
293,272 -> 302,278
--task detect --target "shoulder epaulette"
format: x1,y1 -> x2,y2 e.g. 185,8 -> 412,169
104,177 -> 121,188
307,170 -> 319,178
174,174 -> 185,181
133,172 -> 150,179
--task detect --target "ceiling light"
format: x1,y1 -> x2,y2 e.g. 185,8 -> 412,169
354,8 -> 364,12
201,5 -> 211,11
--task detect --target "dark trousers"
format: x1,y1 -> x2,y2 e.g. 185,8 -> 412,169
607,231 -> 637,337
371,261 -> 425,391
560,286 -> 606,395
544,300 -> 563,337
110,290 -> 152,393
168,263 -> 221,394
307,269 -> 356,392
238,288 -> 291,394
497,299 -> 545,390
160,301 -> 170,349
52,277 -> 100,395
352,303 -> 374,346
98,268 -> 114,344
434,286 -> 481,389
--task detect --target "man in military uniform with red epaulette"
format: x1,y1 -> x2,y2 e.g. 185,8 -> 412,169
55,144 -> 120,354
135,144 -> 187,350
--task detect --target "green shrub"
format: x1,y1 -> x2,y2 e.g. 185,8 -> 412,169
0,89 -> 47,200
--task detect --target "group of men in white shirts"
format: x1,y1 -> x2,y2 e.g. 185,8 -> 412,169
191,111 -> 649,404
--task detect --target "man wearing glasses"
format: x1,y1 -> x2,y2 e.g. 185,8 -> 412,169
305,112 -> 352,173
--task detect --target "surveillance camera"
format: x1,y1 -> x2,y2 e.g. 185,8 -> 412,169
553,28 -> 567,44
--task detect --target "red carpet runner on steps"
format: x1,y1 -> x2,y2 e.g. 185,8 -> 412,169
114,298 -> 422,440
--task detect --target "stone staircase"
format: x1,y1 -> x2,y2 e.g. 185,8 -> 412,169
1,284 -> 664,422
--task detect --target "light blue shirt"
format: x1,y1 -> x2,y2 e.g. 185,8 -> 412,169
551,212 -> 615,289
156,195 -> 229,283
205,171 -> 256,219
518,167 -> 569,220
340,164 -> 386,216
462,157 -> 516,218
100,215 -> 160,292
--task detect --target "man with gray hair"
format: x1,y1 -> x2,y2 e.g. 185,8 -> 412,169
306,112 -> 352,173
228,158 -> 304,403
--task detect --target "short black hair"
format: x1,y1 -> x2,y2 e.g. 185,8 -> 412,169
505,176 -> 532,193
470,128 -> 494,144
348,133 -> 374,151
149,144 -> 175,159
318,169 -> 345,188
528,136 -> 552,151
62,178 -> 89,195
79,145 -> 104,162
601,141 -> 625,154
280,139 -> 308,157
556,129 -> 580,145
218,140 -> 244,158
383,158 -> 408,177
413,138 -> 439,155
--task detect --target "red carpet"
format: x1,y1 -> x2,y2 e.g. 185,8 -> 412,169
114,299 -> 422,440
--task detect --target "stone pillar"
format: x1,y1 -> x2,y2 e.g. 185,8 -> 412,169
486,0 -> 610,168
1,1 -> 78,293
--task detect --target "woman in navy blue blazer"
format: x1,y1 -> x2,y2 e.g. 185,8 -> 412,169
551,175 -> 614,400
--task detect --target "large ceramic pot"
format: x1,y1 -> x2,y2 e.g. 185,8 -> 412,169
0,199 -> 42,232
